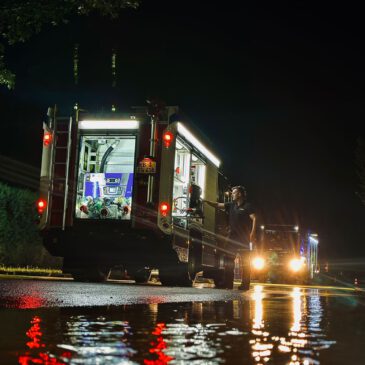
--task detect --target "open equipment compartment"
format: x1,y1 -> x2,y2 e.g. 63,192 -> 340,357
75,135 -> 136,220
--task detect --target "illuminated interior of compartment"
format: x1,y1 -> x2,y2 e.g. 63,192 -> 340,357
172,137 -> 206,217
75,135 -> 136,220
173,138 -> 191,217
191,154 -> 206,199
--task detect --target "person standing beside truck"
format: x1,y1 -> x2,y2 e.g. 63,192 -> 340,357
203,185 -> 257,290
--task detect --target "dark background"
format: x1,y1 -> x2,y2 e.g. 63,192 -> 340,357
1,0 -> 365,259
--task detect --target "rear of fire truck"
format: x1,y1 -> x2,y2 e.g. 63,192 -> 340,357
250,224 -> 318,284
37,105 -> 238,287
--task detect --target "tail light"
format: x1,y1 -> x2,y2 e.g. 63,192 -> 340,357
36,199 -> 47,215
80,205 -> 88,214
159,202 -> 170,217
162,131 -> 174,148
43,132 -> 52,146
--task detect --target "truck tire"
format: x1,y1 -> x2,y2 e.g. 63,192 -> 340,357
159,263 -> 192,287
188,232 -> 203,281
213,257 -> 235,289
64,257 -> 110,283
71,266 -> 109,282
132,268 -> 152,284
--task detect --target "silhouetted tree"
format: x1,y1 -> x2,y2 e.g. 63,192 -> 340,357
0,181 -> 60,267
0,0 -> 140,88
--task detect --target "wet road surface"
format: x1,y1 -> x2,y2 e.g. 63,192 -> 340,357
0,279 -> 364,364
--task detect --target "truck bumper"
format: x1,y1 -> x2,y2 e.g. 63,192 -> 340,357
41,222 -> 172,267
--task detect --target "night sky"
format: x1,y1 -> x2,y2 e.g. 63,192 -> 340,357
1,0 -> 365,259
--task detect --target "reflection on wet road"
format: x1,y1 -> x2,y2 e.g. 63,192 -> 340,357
0,282 -> 364,364
0,280 -> 242,308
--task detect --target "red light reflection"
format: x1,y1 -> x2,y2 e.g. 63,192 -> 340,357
18,316 -> 70,365
144,323 -> 174,365
25,316 -> 44,350
18,295 -> 44,309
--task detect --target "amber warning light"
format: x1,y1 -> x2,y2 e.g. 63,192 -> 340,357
43,132 -> 52,146
160,202 -> 170,217
37,199 -> 47,214
163,131 -> 174,148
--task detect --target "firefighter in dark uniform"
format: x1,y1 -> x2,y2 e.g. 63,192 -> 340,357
203,185 -> 257,290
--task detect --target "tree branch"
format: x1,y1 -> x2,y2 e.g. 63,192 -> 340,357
0,0 -> 140,88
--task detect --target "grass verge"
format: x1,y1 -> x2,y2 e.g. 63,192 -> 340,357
0,265 -> 64,277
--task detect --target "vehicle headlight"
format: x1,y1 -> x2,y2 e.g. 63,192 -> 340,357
252,257 -> 265,270
289,258 -> 304,272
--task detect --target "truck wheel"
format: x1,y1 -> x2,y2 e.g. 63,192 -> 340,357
65,257 -> 110,283
188,233 -> 203,281
213,257 -> 235,289
159,263 -> 192,287
132,268 -> 152,284
71,266 -> 109,282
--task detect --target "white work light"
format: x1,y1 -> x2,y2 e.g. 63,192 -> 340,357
177,123 -> 221,167
78,120 -> 139,130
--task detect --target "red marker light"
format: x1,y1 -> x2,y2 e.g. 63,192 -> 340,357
80,205 -> 88,214
160,202 -> 170,217
36,199 -> 47,215
164,133 -> 172,141
43,132 -> 52,146
163,131 -> 174,148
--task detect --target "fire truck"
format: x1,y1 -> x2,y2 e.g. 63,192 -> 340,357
249,224 -> 319,284
37,103 -> 241,288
